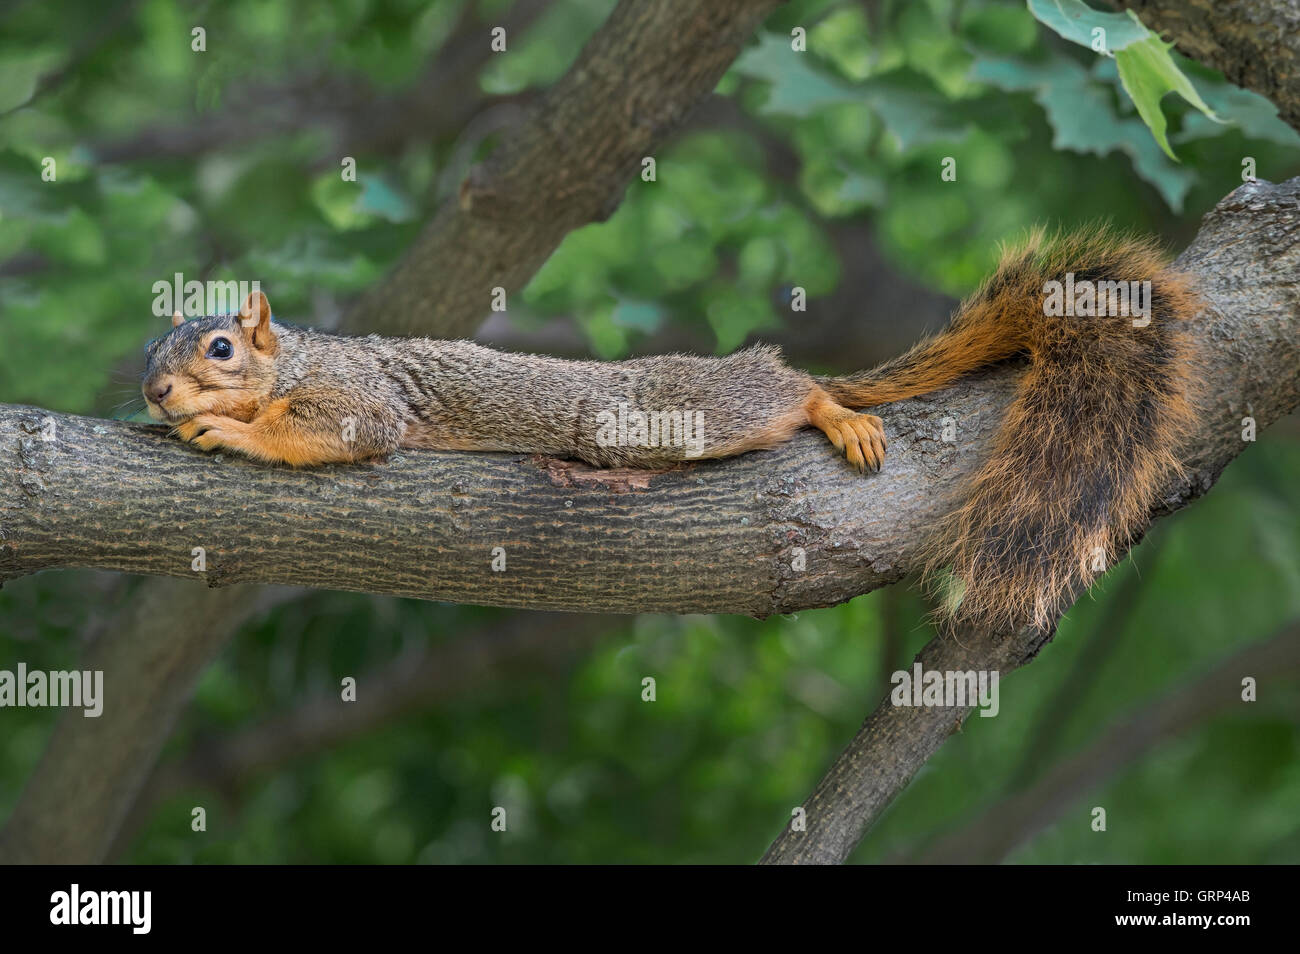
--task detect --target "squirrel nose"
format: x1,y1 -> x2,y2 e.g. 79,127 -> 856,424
148,381 -> 173,403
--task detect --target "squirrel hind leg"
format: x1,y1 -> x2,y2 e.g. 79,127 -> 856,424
805,387 -> 886,473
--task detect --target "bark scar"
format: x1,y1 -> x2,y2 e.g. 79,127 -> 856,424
528,455 -> 682,492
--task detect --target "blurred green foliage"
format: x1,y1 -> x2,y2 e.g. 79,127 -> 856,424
0,0 -> 1297,863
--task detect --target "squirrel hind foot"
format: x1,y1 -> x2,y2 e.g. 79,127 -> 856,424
805,388 -> 886,473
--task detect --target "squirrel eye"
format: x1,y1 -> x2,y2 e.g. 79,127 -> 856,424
206,337 -> 234,360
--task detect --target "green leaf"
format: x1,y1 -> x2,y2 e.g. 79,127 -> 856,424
356,175 -> 416,223
0,51 -> 62,114
867,73 -> 974,150
611,299 -> 664,334
734,35 -> 970,151
34,207 -> 106,266
961,4 -> 1039,54
802,163 -> 886,216
1175,81 -> 1300,148
576,302 -> 629,359
702,284 -> 777,354
971,55 -> 1195,210
807,7 -> 874,81
732,33 -> 860,117
1026,1 -> 1223,161
1115,33 -> 1224,160
1026,0 -> 1147,53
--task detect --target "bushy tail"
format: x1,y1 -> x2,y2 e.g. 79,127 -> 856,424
826,227 -> 1202,634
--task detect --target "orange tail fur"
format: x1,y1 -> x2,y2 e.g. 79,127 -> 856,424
824,228 -> 1202,633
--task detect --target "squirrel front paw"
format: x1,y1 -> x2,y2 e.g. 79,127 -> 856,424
172,418 -> 204,442
172,414 -> 236,451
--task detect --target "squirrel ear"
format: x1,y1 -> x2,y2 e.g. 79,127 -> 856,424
239,291 -> 277,352
171,311 -> 185,328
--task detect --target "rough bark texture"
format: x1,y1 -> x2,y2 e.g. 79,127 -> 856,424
760,611 -> 1300,865
2,179 -> 1297,617
1111,0 -> 1300,134
342,0 -> 787,339
760,621 -> 1054,864
3,0 -> 1298,868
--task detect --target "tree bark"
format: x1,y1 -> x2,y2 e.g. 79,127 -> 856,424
3,178 -> 1297,616
4,0 -> 1298,868
342,0 -> 788,339
760,620 -> 1049,864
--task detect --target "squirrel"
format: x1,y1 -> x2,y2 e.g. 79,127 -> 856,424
141,228 -> 1200,633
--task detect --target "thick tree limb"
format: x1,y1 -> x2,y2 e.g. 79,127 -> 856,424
1110,0 -> 1300,134
712,0 -> 1300,861
2,179 -> 1296,615
342,0 -> 787,338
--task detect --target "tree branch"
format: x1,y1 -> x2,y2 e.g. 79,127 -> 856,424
913,621 -> 1300,864
760,619 -> 1050,864
0,579 -> 302,864
341,0 -> 788,338
1006,527 -> 1172,789
2,179 -> 1296,617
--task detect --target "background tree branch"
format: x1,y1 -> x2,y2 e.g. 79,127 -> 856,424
759,0 -> 1300,866
0,579 -> 301,864
913,620 -> 1300,864
3,0 -> 1297,868
1005,528 -> 1173,790
341,0 -> 787,338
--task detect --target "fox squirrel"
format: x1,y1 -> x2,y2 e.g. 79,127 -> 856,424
142,229 -> 1200,632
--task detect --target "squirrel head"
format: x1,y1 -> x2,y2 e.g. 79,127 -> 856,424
141,291 -> 280,423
